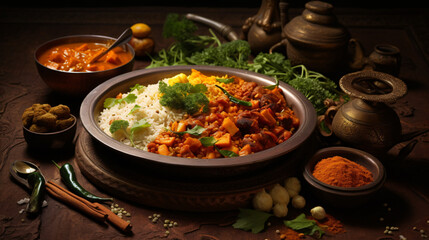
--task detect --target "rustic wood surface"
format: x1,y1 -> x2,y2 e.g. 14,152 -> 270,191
1,5 -> 428,240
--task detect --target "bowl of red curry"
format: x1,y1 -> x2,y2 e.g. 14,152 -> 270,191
35,35 -> 135,96
80,65 -> 317,177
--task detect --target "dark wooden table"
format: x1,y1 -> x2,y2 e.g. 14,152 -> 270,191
1,5 -> 428,240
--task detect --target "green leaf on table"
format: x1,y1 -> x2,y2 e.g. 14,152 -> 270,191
232,208 -> 273,233
284,213 -> 325,238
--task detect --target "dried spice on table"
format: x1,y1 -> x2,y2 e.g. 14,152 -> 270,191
309,214 -> 346,235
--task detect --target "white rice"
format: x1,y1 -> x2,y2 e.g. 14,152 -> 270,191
97,78 -> 185,150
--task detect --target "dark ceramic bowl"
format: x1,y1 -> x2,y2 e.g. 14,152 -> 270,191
80,65 -> 317,177
34,35 -> 135,96
23,114 -> 77,149
303,146 -> 386,207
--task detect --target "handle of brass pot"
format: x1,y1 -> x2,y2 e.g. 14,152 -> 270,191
269,38 -> 288,54
348,38 -> 368,70
185,13 -> 239,41
339,70 -> 407,104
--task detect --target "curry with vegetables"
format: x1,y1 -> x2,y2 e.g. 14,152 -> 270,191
146,70 -> 299,158
38,42 -> 133,72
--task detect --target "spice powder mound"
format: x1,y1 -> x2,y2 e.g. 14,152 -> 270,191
312,156 -> 373,188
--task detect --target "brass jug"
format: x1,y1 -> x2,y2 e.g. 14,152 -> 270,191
241,0 -> 286,53
270,1 -> 360,76
331,70 -> 407,156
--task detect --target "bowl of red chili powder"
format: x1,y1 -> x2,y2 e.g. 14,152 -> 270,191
303,146 -> 386,207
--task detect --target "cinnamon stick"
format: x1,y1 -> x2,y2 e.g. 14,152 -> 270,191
46,181 -> 132,233
94,202 -> 132,232
46,181 -> 107,222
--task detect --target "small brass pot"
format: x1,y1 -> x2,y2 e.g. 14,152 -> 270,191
332,70 -> 407,156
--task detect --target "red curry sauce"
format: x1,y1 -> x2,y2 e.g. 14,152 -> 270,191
38,42 -> 133,72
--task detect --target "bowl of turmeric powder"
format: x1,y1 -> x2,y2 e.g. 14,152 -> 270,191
303,146 -> 386,207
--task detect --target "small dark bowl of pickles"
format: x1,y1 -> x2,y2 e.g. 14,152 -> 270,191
22,103 -> 77,149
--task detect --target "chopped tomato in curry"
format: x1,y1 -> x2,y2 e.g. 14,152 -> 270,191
38,42 -> 133,72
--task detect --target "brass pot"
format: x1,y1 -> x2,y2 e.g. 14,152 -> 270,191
270,1 -> 359,76
332,70 -> 407,156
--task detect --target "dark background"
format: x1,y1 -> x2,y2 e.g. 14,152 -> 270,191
2,0 -> 428,8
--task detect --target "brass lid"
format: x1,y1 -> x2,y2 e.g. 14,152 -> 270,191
284,1 -> 350,48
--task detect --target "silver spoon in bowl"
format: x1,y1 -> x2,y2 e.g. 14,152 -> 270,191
89,28 -> 133,64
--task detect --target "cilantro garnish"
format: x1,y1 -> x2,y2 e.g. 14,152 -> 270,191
128,104 -> 141,115
109,119 -> 151,147
103,94 -> 137,109
130,83 -> 145,92
199,136 -> 238,157
159,81 -> 209,114
171,125 -> 205,136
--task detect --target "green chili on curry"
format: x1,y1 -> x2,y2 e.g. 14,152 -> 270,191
215,85 -> 252,107
52,161 -> 113,202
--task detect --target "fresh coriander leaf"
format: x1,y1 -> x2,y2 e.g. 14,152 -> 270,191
128,104 -> 141,115
216,78 -> 234,84
122,94 -> 137,104
103,94 -> 137,109
130,119 -> 151,134
232,208 -> 273,233
109,120 -> 129,134
103,98 -> 117,109
284,213 -> 325,238
130,84 -> 145,92
218,149 -> 239,158
199,136 -> 217,147
172,125 -> 206,136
